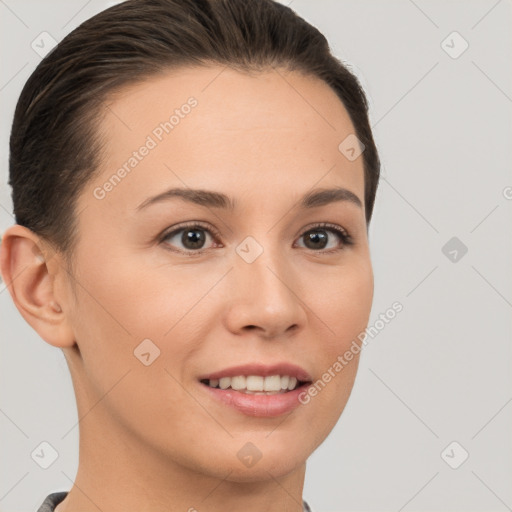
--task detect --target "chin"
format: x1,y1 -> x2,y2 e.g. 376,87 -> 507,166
230,434 -> 310,479
221,454 -> 307,483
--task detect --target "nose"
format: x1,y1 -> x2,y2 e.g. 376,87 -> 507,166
222,244 -> 308,340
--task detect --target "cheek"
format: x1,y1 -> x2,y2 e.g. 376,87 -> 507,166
65,254 -> 170,392
68,250 -> 211,396
66,258 -> 199,439
73,248 -> 192,338
301,258 -> 372,434
314,256 -> 374,349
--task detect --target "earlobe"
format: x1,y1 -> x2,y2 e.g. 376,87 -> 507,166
0,224 -> 76,349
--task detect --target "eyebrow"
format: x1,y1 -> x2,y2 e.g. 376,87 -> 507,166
136,186 -> 363,211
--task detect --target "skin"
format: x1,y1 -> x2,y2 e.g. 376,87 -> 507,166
0,65 -> 373,512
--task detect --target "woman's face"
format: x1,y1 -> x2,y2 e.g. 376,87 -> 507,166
60,65 -> 373,481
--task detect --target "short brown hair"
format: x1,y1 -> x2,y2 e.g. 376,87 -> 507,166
8,0 -> 380,266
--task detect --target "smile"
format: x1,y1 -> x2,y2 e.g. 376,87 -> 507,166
201,374 -> 304,394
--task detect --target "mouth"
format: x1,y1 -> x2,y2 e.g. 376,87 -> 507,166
197,363 -> 313,417
199,375 -> 309,394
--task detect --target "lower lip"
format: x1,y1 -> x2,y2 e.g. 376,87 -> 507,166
200,382 -> 309,417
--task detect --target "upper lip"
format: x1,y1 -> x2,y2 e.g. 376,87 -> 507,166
198,362 -> 312,382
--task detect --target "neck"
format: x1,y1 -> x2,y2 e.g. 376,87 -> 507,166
56,414 -> 307,512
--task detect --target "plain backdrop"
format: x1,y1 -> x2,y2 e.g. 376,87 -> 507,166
1,1 -> 511,511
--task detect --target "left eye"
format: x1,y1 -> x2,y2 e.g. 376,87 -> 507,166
295,226 -> 350,251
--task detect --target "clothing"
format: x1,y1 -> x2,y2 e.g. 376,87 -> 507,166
37,491 -> 313,511
36,492 -> 67,512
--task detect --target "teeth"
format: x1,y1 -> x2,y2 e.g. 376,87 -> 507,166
246,375 -> 264,391
219,377 -> 230,389
287,377 -> 297,390
264,375 -> 281,391
231,375 -> 246,390
205,375 -> 302,392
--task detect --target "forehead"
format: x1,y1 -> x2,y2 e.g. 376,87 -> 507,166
81,65 -> 365,215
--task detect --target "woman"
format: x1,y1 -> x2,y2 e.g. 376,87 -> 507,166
0,0 -> 380,510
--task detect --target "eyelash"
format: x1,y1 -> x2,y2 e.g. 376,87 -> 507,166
159,221 -> 354,257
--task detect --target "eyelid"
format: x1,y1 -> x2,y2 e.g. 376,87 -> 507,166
298,221 -> 350,240
158,220 -> 222,251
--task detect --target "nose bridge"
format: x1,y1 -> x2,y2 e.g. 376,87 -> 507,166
236,234 -> 293,298
227,234 -> 305,336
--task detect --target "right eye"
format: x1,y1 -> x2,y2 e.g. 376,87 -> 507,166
160,222 -> 221,255
159,220 -> 354,257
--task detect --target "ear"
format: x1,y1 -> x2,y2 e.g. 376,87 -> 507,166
0,224 -> 76,348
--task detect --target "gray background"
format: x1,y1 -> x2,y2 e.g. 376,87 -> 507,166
1,1 -> 511,511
